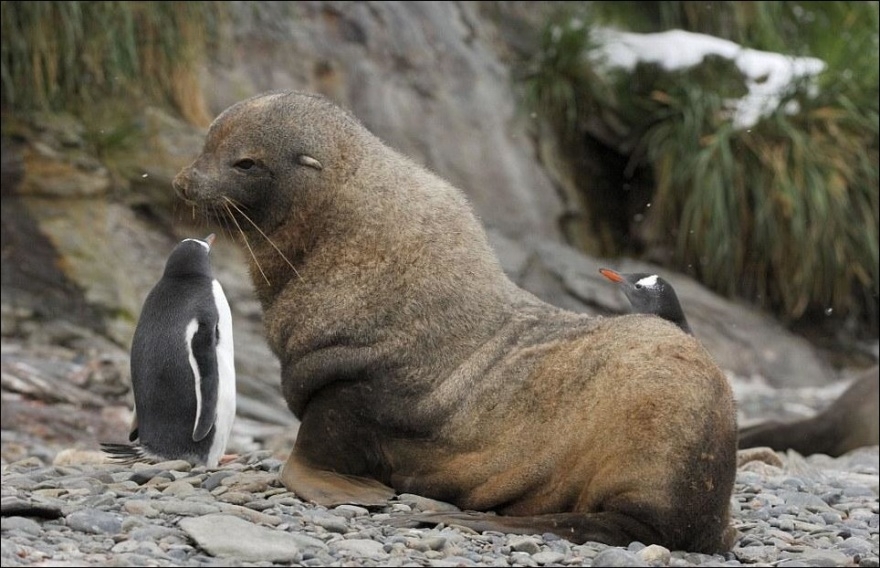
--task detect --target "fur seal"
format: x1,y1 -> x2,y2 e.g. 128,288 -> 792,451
739,366 -> 879,457
172,91 -> 738,552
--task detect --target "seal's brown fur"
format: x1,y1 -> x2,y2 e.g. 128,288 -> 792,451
173,91 -> 738,553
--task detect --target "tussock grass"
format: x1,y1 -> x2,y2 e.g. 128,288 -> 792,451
1,1 -> 222,125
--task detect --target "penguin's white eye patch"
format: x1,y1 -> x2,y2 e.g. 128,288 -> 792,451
298,154 -> 323,170
636,275 -> 659,289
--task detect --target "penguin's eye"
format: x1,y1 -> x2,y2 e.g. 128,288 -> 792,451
234,159 -> 256,171
635,283 -> 643,290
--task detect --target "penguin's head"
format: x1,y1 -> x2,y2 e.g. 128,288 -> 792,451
163,233 -> 216,278
599,268 -> 676,316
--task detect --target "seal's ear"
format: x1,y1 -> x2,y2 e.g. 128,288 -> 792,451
297,154 -> 323,171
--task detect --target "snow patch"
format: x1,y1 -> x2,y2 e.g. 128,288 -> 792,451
591,28 -> 826,129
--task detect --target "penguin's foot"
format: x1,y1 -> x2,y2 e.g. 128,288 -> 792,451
219,453 -> 238,465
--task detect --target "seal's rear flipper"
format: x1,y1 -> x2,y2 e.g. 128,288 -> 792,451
396,510 -> 736,553
393,511 -> 648,547
281,450 -> 395,508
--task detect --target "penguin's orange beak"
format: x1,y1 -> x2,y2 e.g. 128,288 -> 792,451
599,268 -> 624,283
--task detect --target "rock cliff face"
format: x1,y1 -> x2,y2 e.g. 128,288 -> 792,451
2,2 -> 860,457
204,2 -> 565,242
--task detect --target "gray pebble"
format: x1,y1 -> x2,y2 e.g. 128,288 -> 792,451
334,504 -> 369,518
532,550 -> 566,565
734,544 -> 778,564
65,509 -> 122,535
122,499 -> 159,517
242,500 -> 275,511
127,525 -> 181,542
329,538 -> 387,557
180,513 -> 312,563
162,479 -> 196,496
202,470 -> 236,491
799,548 -> 852,566
1,516 -> 43,536
129,469 -> 173,486
0,495 -> 63,519
509,536 -> 542,555
396,493 -> 461,513
432,555 -> 478,566
637,543 -> 672,564
109,539 -> 166,556
312,513 -> 349,534
152,500 -> 220,517
592,548 -> 649,567
150,460 -> 192,472
216,490 -> 252,505
509,550 -> 538,566
839,536 -> 874,555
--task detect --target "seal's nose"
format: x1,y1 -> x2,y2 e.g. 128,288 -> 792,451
172,170 -> 192,202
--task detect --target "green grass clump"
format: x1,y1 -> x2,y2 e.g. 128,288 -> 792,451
1,1 -> 223,125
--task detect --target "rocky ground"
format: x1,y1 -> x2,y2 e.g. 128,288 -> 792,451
2,336 -> 878,567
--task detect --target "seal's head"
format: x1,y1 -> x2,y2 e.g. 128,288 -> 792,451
173,91 -> 367,235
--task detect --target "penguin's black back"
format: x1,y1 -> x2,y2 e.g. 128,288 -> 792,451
130,239 -> 220,463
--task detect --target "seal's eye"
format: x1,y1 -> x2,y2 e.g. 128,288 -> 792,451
234,159 -> 256,171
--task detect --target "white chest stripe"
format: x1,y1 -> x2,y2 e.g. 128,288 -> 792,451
208,279 -> 237,467
184,318 -> 203,439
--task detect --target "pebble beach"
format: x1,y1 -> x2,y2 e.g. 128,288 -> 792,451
2,373 -> 878,567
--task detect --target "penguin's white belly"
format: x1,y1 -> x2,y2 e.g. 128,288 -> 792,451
206,279 -> 236,467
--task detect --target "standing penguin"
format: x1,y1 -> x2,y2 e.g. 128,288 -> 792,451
599,268 -> 693,335
102,234 -> 236,468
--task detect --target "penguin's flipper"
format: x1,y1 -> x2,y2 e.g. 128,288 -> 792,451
128,409 -> 139,442
186,317 -> 220,442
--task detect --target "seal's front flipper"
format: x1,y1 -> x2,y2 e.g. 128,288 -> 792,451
281,450 -> 395,508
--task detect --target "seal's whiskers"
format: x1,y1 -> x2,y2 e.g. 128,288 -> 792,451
222,201 -> 271,286
222,197 -> 301,281
211,205 -> 237,246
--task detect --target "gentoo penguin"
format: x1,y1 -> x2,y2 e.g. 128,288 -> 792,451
599,268 -> 693,335
102,234 -> 236,467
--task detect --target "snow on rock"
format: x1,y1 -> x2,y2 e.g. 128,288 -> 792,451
590,28 -> 826,129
